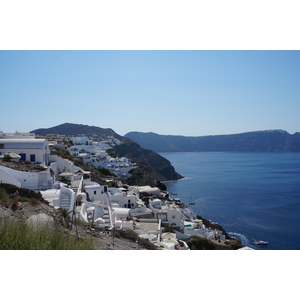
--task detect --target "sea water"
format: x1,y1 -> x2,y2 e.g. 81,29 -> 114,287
160,152 -> 300,250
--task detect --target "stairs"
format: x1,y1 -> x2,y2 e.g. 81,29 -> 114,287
71,180 -> 81,194
60,190 -> 71,210
102,207 -> 111,226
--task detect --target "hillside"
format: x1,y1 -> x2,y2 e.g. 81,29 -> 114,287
112,139 -> 183,181
32,123 -> 122,139
30,123 -> 182,182
124,130 -> 300,153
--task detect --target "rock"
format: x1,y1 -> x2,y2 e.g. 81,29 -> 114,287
26,213 -> 54,231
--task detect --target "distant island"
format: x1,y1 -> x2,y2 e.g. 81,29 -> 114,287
124,130 -> 300,153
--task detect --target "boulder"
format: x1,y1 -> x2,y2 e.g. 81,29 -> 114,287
26,213 -> 54,231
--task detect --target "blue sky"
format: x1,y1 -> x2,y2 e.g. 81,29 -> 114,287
1,50 -> 299,136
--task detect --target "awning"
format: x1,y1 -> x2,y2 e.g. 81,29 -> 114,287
0,152 -> 21,159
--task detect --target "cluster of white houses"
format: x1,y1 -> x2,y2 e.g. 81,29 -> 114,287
67,136 -> 138,177
0,131 -> 229,250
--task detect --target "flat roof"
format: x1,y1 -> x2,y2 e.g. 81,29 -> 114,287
0,139 -> 48,150
0,139 -> 46,143
135,221 -> 160,232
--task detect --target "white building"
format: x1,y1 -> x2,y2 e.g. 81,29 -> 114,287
137,186 -> 161,198
108,187 -> 139,209
156,206 -> 182,231
0,165 -> 53,190
68,140 -> 137,178
49,154 -> 76,182
0,131 -> 35,139
0,139 -> 50,166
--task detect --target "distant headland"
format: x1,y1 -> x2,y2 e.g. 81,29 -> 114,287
124,130 -> 300,153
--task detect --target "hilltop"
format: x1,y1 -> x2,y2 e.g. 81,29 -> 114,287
124,130 -> 300,153
32,123 -> 122,139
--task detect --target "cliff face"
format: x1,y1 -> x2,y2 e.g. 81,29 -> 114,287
124,130 -> 300,153
112,140 -> 183,181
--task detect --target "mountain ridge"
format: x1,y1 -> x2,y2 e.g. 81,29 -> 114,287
32,123 -> 122,139
124,130 -> 300,153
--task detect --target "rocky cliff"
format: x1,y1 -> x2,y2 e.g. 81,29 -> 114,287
112,140 -> 183,181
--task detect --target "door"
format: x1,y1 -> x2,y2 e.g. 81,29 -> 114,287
30,154 -> 36,162
19,153 -> 26,161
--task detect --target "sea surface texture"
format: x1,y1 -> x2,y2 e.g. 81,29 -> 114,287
160,152 -> 300,250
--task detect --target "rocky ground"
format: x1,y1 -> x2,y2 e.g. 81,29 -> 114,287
0,159 -> 48,172
0,200 -> 147,250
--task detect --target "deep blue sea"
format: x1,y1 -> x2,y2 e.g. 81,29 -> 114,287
160,152 -> 300,250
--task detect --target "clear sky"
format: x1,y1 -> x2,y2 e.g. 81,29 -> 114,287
0,50 -> 300,136
1,50 -> 299,136
1,1 -> 300,137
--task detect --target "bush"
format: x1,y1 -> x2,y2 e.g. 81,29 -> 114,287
116,229 -> 158,250
97,167 -> 116,177
138,237 -> 158,250
0,189 -> 10,202
186,235 -> 217,250
18,196 -> 41,206
162,225 -> 174,233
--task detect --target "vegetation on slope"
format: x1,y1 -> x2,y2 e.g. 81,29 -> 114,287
0,187 -> 95,250
186,235 -> 242,250
0,217 -> 95,250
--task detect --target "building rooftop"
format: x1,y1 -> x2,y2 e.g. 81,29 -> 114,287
135,220 -> 160,233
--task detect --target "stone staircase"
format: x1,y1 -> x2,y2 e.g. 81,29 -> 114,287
71,180 -> 81,194
60,190 -> 71,210
102,206 -> 111,226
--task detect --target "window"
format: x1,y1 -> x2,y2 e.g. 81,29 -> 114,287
30,154 -> 36,162
172,215 -> 176,219
94,191 -> 97,195
0,144 -> 4,149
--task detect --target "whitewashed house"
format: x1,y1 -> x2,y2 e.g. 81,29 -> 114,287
0,131 -> 35,139
0,139 -> 50,166
0,165 -> 53,190
83,179 -> 111,203
136,186 -> 161,198
108,187 -> 139,209
49,154 -> 75,182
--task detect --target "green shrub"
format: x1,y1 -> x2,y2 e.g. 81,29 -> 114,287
138,237 -> 158,250
17,196 -> 41,206
97,167 -> 116,177
162,225 -> 174,233
116,229 -> 158,250
0,189 -> 10,202
186,235 -> 217,250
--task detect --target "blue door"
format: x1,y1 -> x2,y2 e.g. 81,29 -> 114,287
19,153 -> 26,161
